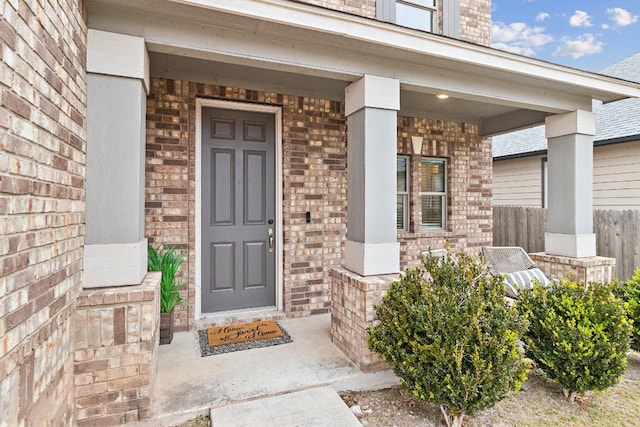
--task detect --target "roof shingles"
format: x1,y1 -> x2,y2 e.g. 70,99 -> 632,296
493,53 -> 640,159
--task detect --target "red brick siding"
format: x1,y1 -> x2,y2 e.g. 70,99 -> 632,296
73,273 -> 160,425
0,1 -> 87,426
460,0 -> 491,46
145,80 -> 191,329
295,0 -> 376,18
291,0 -> 491,46
146,79 -> 347,328
396,116 -> 493,267
146,78 -> 492,327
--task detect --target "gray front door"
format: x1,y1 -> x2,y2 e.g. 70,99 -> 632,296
201,107 -> 276,312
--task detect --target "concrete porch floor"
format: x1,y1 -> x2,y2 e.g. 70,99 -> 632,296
134,314 -> 398,426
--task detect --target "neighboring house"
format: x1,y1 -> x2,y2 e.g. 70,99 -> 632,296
2,0 -> 640,425
493,53 -> 640,210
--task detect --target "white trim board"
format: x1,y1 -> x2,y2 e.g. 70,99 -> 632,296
83,240 -> 148,287
195,98 -> 284,319
170,0 -> 640,102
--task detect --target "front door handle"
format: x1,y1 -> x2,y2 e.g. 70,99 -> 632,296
268,228 -> 274,253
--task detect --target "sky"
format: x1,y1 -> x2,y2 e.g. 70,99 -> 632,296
491,0 -> 640,72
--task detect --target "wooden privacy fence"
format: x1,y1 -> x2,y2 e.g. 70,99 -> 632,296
493,206 -> 640,281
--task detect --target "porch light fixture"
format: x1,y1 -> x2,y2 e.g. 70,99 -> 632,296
436,93 -> 449,99
411,136 -> 424,155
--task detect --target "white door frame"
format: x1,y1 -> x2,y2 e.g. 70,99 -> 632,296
195,98 -> 283,319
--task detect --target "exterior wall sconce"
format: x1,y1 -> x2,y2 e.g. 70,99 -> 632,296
411,136 -> 424,155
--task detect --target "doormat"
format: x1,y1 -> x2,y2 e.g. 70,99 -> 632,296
197,320 -> 292,357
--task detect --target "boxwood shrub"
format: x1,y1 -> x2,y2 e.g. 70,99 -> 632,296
367,253 -> 529,427
614,268 -> 640,351
517,278 -> 631,402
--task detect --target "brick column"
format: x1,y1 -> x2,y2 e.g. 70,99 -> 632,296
530,253 -> 615,284
330,267 -> 398,371
73,272 -> 160,424
343,75 -> 401,276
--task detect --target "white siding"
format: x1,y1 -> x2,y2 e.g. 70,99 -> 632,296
493,155 -> 544,207
493,139 -> 640,210
593,140 -> 640,209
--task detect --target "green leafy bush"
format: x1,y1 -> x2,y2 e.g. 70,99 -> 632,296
148,245 -> 188,313
517,278 -> 631,401
367,253 -> 529,427
614,268 -> 640,351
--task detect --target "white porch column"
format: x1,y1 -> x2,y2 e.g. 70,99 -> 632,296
344,75 -> 400,276
544,110 -> 596,258
83,30 -> 150,287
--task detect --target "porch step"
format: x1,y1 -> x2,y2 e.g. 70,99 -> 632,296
209,385 -> 361,427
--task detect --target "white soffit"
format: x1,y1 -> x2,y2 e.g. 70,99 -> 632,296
89,1 -> 586,115
170,0 -> 640,102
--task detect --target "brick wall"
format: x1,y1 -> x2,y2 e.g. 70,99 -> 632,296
530,253 -> 616,285
0,1 -> 87,426
146,79 -> 491,326
292,0 -> 492,46
146,79 -> 347,327
460,0 -> 491,46
295,0 -> 376,18
330,267 -> 397,371
397,117 -> 493,269
73,273 -> 160,425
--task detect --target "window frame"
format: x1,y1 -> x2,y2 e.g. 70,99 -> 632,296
377,0 -> 438,33
397,155 -> 410,231
541,157 -> 548,208
420,157 -> 447,231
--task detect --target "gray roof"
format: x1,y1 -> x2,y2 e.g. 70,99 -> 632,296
599,52 -> 640,82
493,53 -> 640,159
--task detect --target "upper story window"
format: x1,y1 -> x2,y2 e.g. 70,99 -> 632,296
396,0 -> 436,32
378,0 -> 438,33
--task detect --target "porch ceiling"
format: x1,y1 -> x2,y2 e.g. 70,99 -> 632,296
149,52 -> 515,125
87,0 -> 640,136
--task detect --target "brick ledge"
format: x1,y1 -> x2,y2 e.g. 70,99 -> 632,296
77,272 -> 161,307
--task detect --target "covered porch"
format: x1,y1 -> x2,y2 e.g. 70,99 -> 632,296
85,0 -> 639,308
80,0 -> 640,422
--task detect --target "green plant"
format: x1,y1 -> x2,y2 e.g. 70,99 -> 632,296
148,245 -> 188,313
517,278 -> 631,402
614,268 -> 640,351
367,253 -> 529,427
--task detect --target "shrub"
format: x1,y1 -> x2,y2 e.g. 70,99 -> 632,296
367,253 -> 529,427
148,245 -> 188,313
614,268 -> 640,351
517,278 -> 631,402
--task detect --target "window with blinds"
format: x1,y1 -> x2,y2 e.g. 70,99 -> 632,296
397,156 -> 410,230
420,158 -> 446,229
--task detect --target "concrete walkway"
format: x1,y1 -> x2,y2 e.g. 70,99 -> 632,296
133,314 -> 398,426
210,386 -> 362,427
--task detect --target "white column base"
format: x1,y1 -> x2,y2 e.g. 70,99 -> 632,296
344,240 -> 400,276
84,239 -> 148,288
544,232 -> 596,258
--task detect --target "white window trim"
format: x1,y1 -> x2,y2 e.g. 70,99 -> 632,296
377,0 -> 438,33
541,157 -> 548,208
195,98 -> 284,319
399,0 -> 437,12
397,155 -> 410,231
420,157 -> 447,230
